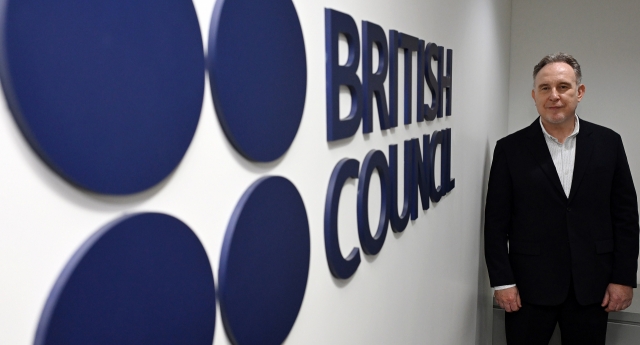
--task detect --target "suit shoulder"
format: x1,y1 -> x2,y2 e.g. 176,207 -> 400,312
581,119 -> 622,141
495,125 -> 531,147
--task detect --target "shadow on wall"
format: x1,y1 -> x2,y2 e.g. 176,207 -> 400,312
475,140 -> 494,345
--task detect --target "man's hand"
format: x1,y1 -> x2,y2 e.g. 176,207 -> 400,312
494,286 -> 522,312
601,283 -> 633,312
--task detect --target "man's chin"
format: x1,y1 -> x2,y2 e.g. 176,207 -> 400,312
542,113 -> 573,125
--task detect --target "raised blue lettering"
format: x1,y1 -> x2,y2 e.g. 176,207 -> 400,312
325,9 -> 362,141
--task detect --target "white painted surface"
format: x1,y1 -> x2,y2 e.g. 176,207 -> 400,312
0,0 -> 511,344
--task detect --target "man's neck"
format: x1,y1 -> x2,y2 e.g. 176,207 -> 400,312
541,115 -> 576,144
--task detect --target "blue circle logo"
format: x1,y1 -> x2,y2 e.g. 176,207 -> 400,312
208,0 -> 307,162
219,176 -> 310,345
34,213 -> 216,345
0,0 -> 204,194
11,1 -> 314,344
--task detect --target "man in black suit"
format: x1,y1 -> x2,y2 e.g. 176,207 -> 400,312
484,53 -> 639,344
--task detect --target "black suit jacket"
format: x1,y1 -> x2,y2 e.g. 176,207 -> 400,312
484,118 -> 639,306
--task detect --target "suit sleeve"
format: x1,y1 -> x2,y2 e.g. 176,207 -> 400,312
484,140 -> 515,287
610,135 -> 640,287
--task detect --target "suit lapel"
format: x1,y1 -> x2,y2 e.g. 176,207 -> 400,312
524,119 -> 566,199
568,121 -> 595,204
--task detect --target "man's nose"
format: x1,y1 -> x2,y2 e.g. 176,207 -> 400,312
549,88 -> 560,101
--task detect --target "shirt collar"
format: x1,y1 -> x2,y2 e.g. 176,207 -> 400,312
539,114 -> 580,143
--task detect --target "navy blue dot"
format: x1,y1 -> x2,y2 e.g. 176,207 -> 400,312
34,213 -> 216,345
219,176 -> 310,345
0,0 -> 204,194
208,0 -> 307,162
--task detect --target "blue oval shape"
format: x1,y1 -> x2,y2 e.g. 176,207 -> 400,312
0,0 -> 205,194
219,176 -> 311,345
34,213 -> 216,345
208,0 -> 307,162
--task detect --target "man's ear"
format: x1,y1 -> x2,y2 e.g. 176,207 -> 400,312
577,84 -> 586,102
531,89 -> 535,102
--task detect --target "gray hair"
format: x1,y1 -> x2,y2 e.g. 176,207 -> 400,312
533,52 -> 582,85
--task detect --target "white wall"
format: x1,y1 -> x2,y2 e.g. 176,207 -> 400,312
0,0 -> 511,344
509,0 -> 640,313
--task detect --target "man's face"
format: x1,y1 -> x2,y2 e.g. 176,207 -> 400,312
531,62 -> 585,126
